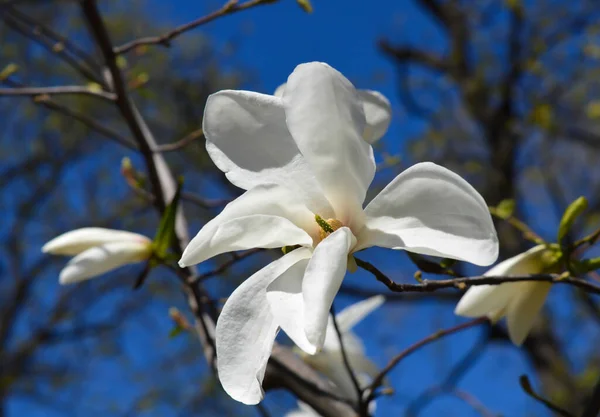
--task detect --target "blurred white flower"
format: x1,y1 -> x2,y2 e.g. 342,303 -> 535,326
180,61 -> 499,404
455,245 -> 552,345
43,227 -> 152,284
285,296 -> 384,416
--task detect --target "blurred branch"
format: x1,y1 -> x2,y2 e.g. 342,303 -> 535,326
366,317 -> 487,401
379,41 -> 447,72
355,257 -> 600,295
0,85 -> 115,101
330,303 -> 364,415
582,374 -> 600,417
114,0 -> 279,55
153,129 -> 204,153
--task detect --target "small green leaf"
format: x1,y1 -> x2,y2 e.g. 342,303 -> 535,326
558,196 -> 588,243
519,374 -> 574,417
296,0 -> 313,13
495,199 -> 516,219
572,257 -> 600,274
152,179 -> 183,259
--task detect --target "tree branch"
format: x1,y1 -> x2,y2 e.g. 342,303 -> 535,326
114,0 -> 279,55
0,85 -> 115,101
355,258 -> 600,295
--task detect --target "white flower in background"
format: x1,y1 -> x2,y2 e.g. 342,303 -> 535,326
42,227 -> 152,285
179,62 -> 499,404
286,296 -> 384,417
455,245 -> 553,345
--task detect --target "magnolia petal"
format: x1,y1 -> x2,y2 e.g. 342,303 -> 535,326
359,90 -> 392,144
283,62 -> 375,223
275,83 -> 390,144
359,162 -> 498,266
506,282 -> 552,345
43,228 -> 150,256
285,402 -> 320,417
179,185 -> 314,267
337,295 -> 385,333
216,249 -> 310,405
484,245 -> 547,275
454,283 -> 520,319
266,254 -> 317,354
302,227 -> 355,348
203,90 -> 332,215
59,241 -> 151,284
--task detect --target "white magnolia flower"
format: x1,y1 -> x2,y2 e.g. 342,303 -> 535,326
179,62 -> 499,404
455,245 -> 552,345
286,296 -> 384,417
43,227 -> 152,284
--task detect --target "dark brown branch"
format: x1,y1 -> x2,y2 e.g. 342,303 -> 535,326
330,304 -> 364,414
82,0 -> 167,211
114,0 -> 279,55
582,373 -> 600,417
366,317 -> 487,399
0,85 -> 115,101
355,258 -> 600,295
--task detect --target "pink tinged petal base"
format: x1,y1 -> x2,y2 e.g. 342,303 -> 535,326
59,241 -> 151,284
203,90 -> 332,216
43,227 -> 150,256
283,62 -> 375,223
302,227 -> 356,348
179,185 -> 314,267
359,162 -> 498,266
216,249 -> 311,405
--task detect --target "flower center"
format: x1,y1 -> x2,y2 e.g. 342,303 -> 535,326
315,214 -> 344,242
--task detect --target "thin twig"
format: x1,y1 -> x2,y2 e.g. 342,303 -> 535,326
114,0 -> 279,55
0,86 -> 115,101
2,79 -> 136,150
193,249 -> 263,283
153,129 -> 204,153
355,258 -> 600,295
366,317 -> 487,400
330,303 -> 364,414
181,192 -> 231,209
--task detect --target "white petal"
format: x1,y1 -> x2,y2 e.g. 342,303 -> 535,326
302,227 -> 355,348
359,90 -> 392,144
42,228 -> 150,256
179,185 -> 314,267
455,245 -> 548,319
266,255 -> 318,354
454,283 -> 520,318
216,249 -> 310,405
276,82 -> 391,144
358,162 -> 498,266
59,241 -> 151,284
506,282 -> 552,345
203,90 -> 332,215
283,62 -> 375,223
337,295 -> 385,333
285,402 -> 320,417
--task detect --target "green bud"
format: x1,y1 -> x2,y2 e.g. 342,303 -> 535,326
558,196 -> 587,243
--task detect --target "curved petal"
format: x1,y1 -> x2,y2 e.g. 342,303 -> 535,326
283,62 -> 375,222
302,227 -> 355,348
180,185 -> 314,267
203,90 -> 332,215
454,283 -> 519,319
358,162 -> 498,266
506,282 -> 551,345
266,255 -> 318,354
485,245 -> 547,275
337,295 -> 385,333
59,241 -> 151,284
276,82 -> 391,144
216,249 -> 310,405
359,90 -> 392,144
43,228 -> 150,256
